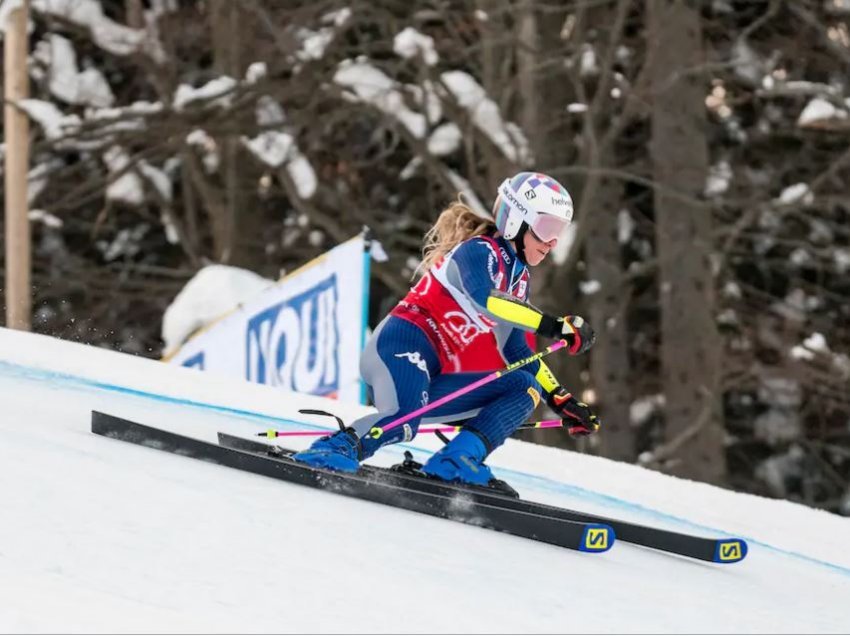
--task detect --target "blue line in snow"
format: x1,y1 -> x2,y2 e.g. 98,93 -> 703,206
2,359 -> 849,578
0,360 -> 309,428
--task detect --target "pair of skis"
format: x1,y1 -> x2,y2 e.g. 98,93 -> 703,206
90,411 -> 748,563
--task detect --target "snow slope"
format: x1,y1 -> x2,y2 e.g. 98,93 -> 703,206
1,327 -> 849,633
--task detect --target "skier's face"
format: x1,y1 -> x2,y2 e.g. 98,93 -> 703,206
523,226 -> 557,266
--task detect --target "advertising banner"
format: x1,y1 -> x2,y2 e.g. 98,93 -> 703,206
168,236 -> 368,404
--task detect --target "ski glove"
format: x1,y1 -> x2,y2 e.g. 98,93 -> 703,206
547,387 -> 600,436
537,314 -> 596,355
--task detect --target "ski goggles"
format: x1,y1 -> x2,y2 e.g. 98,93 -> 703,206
528,213 -> 569,243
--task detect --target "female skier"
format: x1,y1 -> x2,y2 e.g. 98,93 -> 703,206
293,172 -> 600,489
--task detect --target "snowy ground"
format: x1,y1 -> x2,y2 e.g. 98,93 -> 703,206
1,328 -> 849,633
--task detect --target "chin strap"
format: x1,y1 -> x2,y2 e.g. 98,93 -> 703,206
514,224 -> 529,264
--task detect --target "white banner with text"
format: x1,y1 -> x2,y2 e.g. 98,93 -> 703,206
168,236 -> 368,404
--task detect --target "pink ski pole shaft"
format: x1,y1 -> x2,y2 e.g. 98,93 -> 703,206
258,418 -> 566,439
418,419 -> 565,434
410,419 -> 566,435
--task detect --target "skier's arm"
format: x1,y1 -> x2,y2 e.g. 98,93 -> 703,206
446,240 -> 595,354
485,291 -> 595,355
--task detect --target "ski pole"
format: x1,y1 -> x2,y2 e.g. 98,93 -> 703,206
256,418 -> 567,439
371,338 -> 569,439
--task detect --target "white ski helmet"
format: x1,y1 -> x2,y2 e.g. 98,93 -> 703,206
493,172 -> 574,242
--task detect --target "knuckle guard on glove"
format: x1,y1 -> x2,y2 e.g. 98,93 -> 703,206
537,314 -> 596,355
546,386 -> 600,436
561,315 -> 596,355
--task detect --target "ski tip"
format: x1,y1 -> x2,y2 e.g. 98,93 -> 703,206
712,538 -> 748,563
578,523 -> 616,553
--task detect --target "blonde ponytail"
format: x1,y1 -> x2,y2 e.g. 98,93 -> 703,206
416,194 -> 495,278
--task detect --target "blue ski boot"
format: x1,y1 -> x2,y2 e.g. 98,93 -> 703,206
292,428 -> 362,472
421,429 -> 495,487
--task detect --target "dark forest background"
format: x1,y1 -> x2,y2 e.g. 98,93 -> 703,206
1,0 -> 849,514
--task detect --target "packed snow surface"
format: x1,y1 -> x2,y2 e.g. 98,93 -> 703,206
1,327 -> 849,633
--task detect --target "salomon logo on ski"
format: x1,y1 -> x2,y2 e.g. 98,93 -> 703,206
579,524 -> 614,553
714,540 -> 747,563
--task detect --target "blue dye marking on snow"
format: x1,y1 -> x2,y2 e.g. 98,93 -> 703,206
2,358 -> 850,578
0,360 -> 308,429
